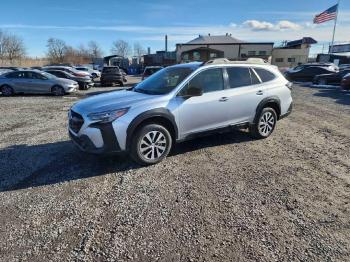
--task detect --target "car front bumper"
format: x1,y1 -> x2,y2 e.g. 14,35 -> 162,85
69,121 -> 122,154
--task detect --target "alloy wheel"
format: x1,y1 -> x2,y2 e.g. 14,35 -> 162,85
2,85 -> 13,96
139,131 -> 167,160
258,112 -> 275,136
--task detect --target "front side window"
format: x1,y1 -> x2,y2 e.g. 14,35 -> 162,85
134,67 -> 196,95
227,67 -> 252,88
187,68 -> 224,93
254,68 -> 276,82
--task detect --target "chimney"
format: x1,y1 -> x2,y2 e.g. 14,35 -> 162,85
147,47 -> 151,55
165,35 -> 168,53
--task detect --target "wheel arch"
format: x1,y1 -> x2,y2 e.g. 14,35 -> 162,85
254,97 -> 281,123
126,108 -> 178,151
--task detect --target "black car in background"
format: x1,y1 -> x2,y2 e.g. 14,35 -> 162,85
313,69 -> 350,85
44,70 -> 94,90
285,66 -> 337,82
100,66 -> 124,87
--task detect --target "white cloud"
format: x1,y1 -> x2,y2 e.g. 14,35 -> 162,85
243,20 -> 302,31
243,20 -> 275,31
277,20 -> 302,30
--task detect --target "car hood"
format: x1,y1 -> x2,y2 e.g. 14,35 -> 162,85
72,90 -> 158,114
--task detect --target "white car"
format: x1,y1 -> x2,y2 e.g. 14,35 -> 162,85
75,67 -> 101,79
69,60 -> 293,165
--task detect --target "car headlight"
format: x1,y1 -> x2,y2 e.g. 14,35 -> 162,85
87,108 -> 129,123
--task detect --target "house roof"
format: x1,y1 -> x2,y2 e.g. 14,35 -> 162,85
186,35 -> 245,45
286,37 -> 317,48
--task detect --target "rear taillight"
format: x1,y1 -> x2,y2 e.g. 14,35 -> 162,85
286,82 -> 293,90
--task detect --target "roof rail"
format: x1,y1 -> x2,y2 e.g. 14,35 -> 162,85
204,58 -> 269,65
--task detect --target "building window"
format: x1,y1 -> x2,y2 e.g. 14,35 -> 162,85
248,51 -> 256,56
210,52 -> 218,58
275,58 -> 284,63
193,51 -> 201,61
259,51 -> 267,56
241,53 -> 247,58
288,58 -> 296,62
182,53 -> 189,61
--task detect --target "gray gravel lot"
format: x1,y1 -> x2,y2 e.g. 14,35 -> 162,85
0,79 -> 350,261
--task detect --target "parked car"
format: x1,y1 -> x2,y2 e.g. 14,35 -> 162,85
0,66 -> 22,71
0,69 -> 13,75
100,66 -> 124,86
69,61 -> 293,165
286,63 -> 338,73
30,66 -> 43,70
43,66 -> 91,78
142,66 -> 163,80
341,73 -> 350,90
285,66 -> 337,82
44,69 -> 94,90
0,70 -> 78,96
313,69 -> 350,85
338,64 -> 350,70
75,66 -> 101,79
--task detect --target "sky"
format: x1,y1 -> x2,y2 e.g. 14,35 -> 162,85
0,0 -> 349,57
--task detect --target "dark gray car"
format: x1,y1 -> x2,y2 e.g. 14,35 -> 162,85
44,70 -> 94,90
0,70 -> 78,96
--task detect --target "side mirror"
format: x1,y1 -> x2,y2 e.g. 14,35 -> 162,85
182,86 -> 203,98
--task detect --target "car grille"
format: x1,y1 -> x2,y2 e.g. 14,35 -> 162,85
69,110 -> 84,133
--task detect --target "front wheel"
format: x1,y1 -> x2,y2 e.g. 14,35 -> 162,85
51,85 -> 65,96
130,124 -> 172,165
250,107 -> 277,139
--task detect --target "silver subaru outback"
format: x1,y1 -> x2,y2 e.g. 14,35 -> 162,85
69,61 -> 293,165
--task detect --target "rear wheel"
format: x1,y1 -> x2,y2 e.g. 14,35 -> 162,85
51,85 -> 65,96
250,107 -> 277,139
130,124 -> 172,165
1,85 -> 14,96
119,81 -> 124,87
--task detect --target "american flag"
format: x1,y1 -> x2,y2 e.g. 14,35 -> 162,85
313,4 -> 338,24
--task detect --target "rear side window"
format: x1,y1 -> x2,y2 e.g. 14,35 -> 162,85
254,68 -> 276,82
226,67 -> 252,88
6,72 -> 25,78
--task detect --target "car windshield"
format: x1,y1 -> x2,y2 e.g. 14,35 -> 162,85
134,67 -> 195,95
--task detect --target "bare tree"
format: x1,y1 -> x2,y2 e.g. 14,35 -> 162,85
46,38 -> 67,63
133,42 -> 146,62
0,30 -> 8,63
88,41 -> 103,59
111,40 -> 130,57
5,34 -> 26,64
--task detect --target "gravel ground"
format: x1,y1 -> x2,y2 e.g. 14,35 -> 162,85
0,80 -> 349,262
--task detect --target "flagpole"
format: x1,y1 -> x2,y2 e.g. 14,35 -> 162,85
330,0 -> 340,53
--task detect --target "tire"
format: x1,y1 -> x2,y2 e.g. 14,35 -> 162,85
51,85 -> 65,96
318,79 -> 327,85
249,107 -> 277,139
130,124 -> 172,165
119,81 -> 124,87
1,85 -> 14,96
92,73 -> 97,79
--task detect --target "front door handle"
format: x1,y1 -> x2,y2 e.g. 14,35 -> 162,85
256,90 -> 264,95
219,97 -> 228,102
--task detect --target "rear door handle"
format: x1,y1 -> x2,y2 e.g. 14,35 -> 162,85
219,97 -> 228,102
256,90 -> 264,95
